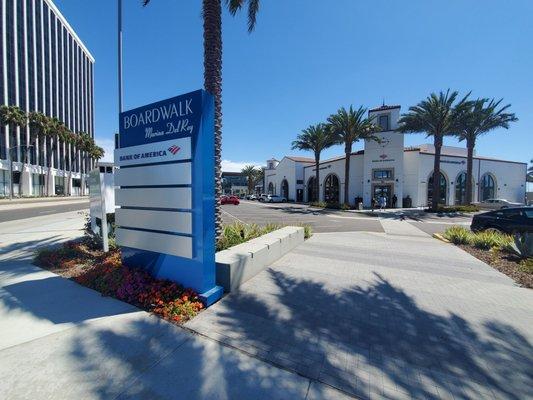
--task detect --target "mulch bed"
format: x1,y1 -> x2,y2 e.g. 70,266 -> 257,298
458,244 -> 533,288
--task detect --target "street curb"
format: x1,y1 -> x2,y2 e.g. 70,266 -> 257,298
432,233 -> 450,243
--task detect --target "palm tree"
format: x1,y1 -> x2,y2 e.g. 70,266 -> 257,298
0,105 -> 27,197
455,98 -> 517,204
45,118 -> 65,195
327,106 -> 381,206
241,164 -> 258,194
397,90 -> 469,211
291,123 -> 335,202
142,0 -> 261,238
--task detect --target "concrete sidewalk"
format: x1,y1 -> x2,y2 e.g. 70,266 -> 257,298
187,221 -> 533,399
0,212 -> 338,399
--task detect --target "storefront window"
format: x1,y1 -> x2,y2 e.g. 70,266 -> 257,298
0,170 -> 9,197
480,174 -> 496,201
373,169 -> 393,180
55,176 -> 65,196
32,173 -> 45,197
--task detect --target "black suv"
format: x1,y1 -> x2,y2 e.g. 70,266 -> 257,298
471,207 -> 533,234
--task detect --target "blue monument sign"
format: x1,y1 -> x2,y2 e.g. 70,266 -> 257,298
114,89 -> 223,306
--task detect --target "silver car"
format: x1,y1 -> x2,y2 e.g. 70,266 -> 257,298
476,198 -> 523,210
266,195 -> 286,203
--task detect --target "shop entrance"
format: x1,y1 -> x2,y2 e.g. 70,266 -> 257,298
372,184 -> 393,207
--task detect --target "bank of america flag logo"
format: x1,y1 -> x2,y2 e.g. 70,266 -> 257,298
168,145 -> 181,155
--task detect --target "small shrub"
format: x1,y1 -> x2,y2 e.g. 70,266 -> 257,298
310,201 -> 326,208
443,226 -> 473,245
518,258 -> 533,274
216,222 -> 282,251
302,224 -> 312,239
471,231 -> 506,250
427,205 -> 480,213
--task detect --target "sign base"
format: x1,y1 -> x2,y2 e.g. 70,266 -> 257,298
199,285 -> 224,307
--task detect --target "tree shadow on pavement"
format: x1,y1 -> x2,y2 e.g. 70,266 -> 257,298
194,270 -> 532,399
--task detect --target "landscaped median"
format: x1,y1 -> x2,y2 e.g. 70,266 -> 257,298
437,226 -> 533,288
33,222 -> 312,323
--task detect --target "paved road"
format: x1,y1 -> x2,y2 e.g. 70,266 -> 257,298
222,201 -> 473,234
0,201 -> 89,223
188,220 -> 533,400
222,201 -> 384,233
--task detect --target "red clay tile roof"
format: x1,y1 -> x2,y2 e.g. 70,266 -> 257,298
286,156 -> 314,163
369,105 -> 401,112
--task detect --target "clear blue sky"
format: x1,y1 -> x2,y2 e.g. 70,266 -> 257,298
55,0 -> 532,170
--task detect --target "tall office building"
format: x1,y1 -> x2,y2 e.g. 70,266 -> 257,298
0,0 -> 94,197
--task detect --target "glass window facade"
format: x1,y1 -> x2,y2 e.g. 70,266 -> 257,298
1,0 -> 95,196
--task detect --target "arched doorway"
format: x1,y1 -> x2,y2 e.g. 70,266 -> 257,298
307,176 -> 317,202
281,179 -> 289,200
267,182 -> 274,194
480,174 -> 496,201
428,171 -> 447,205
323,174 -> 340,204
455,172 -> 468,205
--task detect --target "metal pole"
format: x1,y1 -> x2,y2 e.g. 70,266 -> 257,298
8,146 -> 13,200
118,0 -> 123,115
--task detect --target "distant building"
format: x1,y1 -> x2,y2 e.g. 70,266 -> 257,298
1,0 -> 95,197
265,105 -> 527,206
221,171 -> 247,195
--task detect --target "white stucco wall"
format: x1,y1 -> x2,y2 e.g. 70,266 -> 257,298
414,153 -> 527,206
362,130 -> 404,207
264,157 -> 312,201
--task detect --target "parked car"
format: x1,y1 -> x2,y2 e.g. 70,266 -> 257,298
247,194 -> 257,200
258,194 -> 269,202
221,195 -> 240,205
475,198 -> 523,210
266,195 -> 286,203
470,207 -> 533,234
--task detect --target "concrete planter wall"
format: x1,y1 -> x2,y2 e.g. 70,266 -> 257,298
216,226 -> 305,292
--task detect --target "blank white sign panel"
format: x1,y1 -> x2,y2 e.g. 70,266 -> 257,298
116,228 -> 192,259
115,162 -> 191,187
116,208 -> 192,235
115,187 -> 192,209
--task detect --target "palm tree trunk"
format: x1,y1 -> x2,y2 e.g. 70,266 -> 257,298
203,0 -> 223,239
314,152 -> 320,203
344,143 -> 352,205
465,138 -> 474,205
431,136 -> 443,211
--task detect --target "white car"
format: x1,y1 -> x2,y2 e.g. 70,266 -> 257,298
266,195 -> 286,203
476,198 -> 523,210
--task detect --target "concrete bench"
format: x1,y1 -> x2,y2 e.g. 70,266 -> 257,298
215,226 -> 305,292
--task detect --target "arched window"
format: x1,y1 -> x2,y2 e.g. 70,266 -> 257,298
428,171 -> 447,205
323,174 -> 340,204
480,174 -> 496,201
455,172 -> 467,205
281,179 -> 289,200
307,176 -> 317,202
267,182 -> 274,194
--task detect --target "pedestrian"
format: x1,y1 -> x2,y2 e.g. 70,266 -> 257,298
371,197 -> 376,212
392,194 -> 397,208
380,195 -> 387,211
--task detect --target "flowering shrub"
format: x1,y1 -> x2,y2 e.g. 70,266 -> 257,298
34,239 -> 204,323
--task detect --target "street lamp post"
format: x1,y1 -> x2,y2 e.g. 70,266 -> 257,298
8,144 -> 33,200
